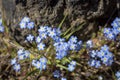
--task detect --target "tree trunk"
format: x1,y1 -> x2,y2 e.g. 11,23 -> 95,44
0,0 -> 117,46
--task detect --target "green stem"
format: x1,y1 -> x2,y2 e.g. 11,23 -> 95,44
59,14 -> 67,29
64,22 -> 85,39
62,25 -> 73,36
56,64 -> 68,70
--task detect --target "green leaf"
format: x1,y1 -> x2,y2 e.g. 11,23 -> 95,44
56,64 -> 68,70
61,57 -> 70,65
56,60 -> 61,63
47,60 -> 52,65
64,22 -> 85,39
62,25 -> 73,36
59,14 -> 67,29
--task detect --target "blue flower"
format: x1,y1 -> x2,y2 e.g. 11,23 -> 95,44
116,71 -> 120,79
68,64 -> 75,72
88,59 -> 96,67
97,50 -> 106,58
39,32 -> 47,39
78,40 -> 82,45
68,36 -> 77,44
75,40 -> 83,51
89,60 -> 101,68
112,28 -> 119,35
56,51 -> 67,60
55,28 -> 61,36
68,60 -> 76,72
46,26 -> 52,32
101,56 -> 109,65
101,45 -> 109,52
86,40 -> 93,48
70,61 -> 76,66
0,25 -> 4,32
13,63 -> 21,72
88,59 -> 101,68
17,49 -> 30,60
35,36 -> 42,43
112,17 -> 120,27
37,43 -> 45,50
53,36 -> 61,42
111,21 -> 119,28
11,58 -> 17,65
53,70 -> 61,78
106,51 -> 113,58
27,22 -> 34,29
18,54 -> 25,60
41,63 -> 47,70
106,32 -> 115,40
103,28 -> 111,34
17,49 -> 24,55
117,27 -> 120,33
24,50 -> 30,58
32,57 -> 47,71
55,42 -> 69,59
35,61 -> 42,70
21,17 -> 30,23
32,60 -> 37,66
26,34 -> 34,42
69,43 -> 77,51
0,18 -> 4,32
103,17 -> 120,40
95,60 -> 101,68
61,77 -> 67,80
88,45 -> 114,68
106,59 -> 113,66
19,22 -> 27,29
19,17 -> 35,29
38,26 -> 47,33
48,29 -> 57,38
90,50 -> 98,58
39,57 -> 47,64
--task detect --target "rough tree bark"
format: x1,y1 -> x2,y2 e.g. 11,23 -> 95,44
0,0 -> 117,46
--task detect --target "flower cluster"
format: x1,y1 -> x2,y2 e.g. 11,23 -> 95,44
19,17 -> 83,58
53,70 -> 67,80
35,26 -> 61,51
88,45 -> 114,68
11,49 -> 30,72
9,16 -> 116,79
103,17 -> 120,40
11,58 -> 21,72
38,26 -> 61,40
25,24 -> 82,59
19,17 -> 34,29
68,36 -> 82,51
116,71 -> 120,80
32,57 -> 47,71
68,60 -> 76,72
17,49 -> 30,60
0,18 -> 4,32
25,26 -> 61,51
54,36 -> 82,60
54,41 -> 69,60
